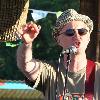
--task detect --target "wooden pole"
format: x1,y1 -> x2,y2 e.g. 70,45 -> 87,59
96,0 -> 100,62
80,0 -> 100,62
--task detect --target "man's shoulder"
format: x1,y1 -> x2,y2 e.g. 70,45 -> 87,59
88,60 -> 100,68
95,61 -> 100,67
95,62 -> 100,74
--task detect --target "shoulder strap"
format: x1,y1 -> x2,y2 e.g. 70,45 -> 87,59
85,60 -> 95,99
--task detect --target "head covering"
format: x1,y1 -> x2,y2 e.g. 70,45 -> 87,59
0,0 -> 29,42
52,9 -> 93,40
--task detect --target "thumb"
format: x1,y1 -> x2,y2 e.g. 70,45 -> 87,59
38,25 -> 41,31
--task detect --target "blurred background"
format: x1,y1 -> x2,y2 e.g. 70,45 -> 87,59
0,0 -> 100,99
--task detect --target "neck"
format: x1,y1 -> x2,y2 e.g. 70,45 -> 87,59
64,53 -> 87,72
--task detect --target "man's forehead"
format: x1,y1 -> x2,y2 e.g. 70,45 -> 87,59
61,21 -> 89,31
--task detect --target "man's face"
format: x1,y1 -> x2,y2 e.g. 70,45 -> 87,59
57,20 -> 90,54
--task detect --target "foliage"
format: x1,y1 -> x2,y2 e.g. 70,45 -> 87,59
0,0 -> 80,80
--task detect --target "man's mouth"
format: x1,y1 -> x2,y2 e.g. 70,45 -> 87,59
74,42 -> 80,48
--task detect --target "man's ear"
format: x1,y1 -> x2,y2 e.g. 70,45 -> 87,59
87,33 -> 90,42
56,37 -> 61,46
87,37 -> 90,45
88,37 -> 90,42
57,39 -> 60,44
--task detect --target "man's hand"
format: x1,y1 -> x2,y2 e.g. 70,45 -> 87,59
21,22 -> 41,44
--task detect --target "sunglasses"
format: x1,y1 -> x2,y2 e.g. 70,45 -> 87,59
63,28 -> 88,37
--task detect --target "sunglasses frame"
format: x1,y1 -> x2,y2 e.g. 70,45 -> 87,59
63,28 -> 88,37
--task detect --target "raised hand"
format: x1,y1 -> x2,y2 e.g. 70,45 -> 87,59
21,21 -> 41,44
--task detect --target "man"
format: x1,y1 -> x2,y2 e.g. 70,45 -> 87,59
17,9 -> 100,100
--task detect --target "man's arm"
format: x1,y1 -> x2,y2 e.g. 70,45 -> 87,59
17,42 -> 40,81
17,42 -> 57,90
16,22 -> 56,89
17,22 -> 41,81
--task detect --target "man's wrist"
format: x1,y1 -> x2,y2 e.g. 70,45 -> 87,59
23,42 -> 32,48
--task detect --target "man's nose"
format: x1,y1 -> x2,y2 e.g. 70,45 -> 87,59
73,30 -> 81,39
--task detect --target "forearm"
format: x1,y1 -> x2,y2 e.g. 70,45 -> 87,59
17,42 -> 41,80
17,43 -> 32,68
16,22 -> 41,81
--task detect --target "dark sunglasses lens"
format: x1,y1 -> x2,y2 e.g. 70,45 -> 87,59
64,29 -> 74,36
78,28 -> 88,36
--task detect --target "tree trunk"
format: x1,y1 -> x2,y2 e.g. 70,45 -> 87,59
96,0 -> 100,62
